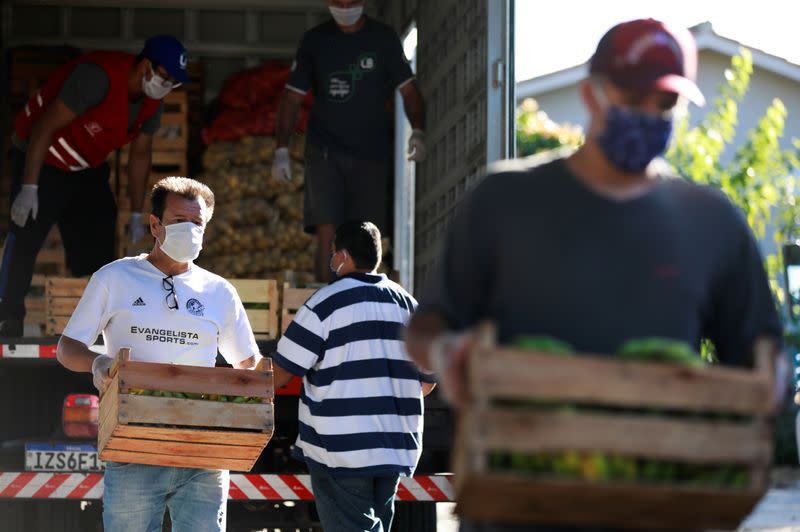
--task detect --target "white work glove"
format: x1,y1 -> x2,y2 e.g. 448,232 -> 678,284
129,212 -> 145,245
91,355 -> 114,394
10,184 -> 39,227
271,147 -> 292,182
407,129 -> 426,162
428,331 -> 475,408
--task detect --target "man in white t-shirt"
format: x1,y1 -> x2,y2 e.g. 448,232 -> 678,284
56,176 -> 261,532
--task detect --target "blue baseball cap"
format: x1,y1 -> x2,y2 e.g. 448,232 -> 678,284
141,35 -> 189,84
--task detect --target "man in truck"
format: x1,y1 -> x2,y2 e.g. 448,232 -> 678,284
56,177 -> 262,531
405,18 -> 790,531
271,0 -> 427,282
0,34 -> 188,337
272,220 -> 435,532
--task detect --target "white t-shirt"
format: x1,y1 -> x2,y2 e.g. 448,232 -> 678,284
63,255 -> 259,367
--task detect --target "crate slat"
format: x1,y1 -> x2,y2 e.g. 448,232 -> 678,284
104,436 -> 262,460
100,449 -> 255,472
119,394 -> 273,431
281,284 -> 316,333
456,474 -> 763,531
112,425 -> 270,447
477,348 -> 772,415
47,297 -> 80,315
119,359 -> 275,399
474,409 -> 772,464
46,278 -> 89,297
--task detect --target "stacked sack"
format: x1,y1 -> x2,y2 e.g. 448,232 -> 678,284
197,136 -> 314,278
196,62 -> 314,278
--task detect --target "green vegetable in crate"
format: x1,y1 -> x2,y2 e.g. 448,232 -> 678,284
617,338 -> 704,367
512,335 -> 574,355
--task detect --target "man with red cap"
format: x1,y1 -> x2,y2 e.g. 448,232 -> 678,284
0,35 -> 188,337
405,19 -> 788,531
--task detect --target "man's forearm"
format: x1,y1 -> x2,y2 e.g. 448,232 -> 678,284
56,335 -> 100,373
127,147 -> 151,213
275,90 -> 303,148
24,122 -> 55,185
402,85 -> 426,131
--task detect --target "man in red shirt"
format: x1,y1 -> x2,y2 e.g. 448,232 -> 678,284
0,35 -> 188,337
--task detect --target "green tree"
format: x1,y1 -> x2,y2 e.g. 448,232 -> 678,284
666,48 -> 800,311
515,98 -> 583,157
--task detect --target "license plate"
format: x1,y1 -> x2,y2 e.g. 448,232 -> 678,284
25,443 -> 104,472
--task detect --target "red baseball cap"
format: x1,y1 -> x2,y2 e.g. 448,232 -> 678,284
590,18 -> 705,106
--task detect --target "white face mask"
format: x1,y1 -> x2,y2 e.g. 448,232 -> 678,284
329,5 -> 363,27
159,221 -> 204,263
142,66 -> 174,100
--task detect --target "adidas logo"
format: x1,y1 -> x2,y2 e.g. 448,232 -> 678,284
132,297 -> 146,307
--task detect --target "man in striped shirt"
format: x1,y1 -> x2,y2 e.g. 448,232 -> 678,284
273,220 -> 435,532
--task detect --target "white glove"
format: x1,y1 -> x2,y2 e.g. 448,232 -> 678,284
129,212 -> 146,245
271,147 -> 292,182
407,129 -> 426,162
91,355 -> 114,394
10,184 -> 39,227
428,331 -> 474,407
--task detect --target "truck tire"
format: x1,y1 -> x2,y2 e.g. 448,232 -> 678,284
393,501 -> 437,532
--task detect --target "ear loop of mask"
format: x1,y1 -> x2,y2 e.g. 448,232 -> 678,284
336,251 -> 347,275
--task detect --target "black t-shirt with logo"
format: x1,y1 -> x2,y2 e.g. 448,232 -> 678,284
418,152 -> 783,368
287,16 -> 414,161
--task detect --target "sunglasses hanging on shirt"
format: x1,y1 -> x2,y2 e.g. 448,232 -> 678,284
162,276 -> 178,310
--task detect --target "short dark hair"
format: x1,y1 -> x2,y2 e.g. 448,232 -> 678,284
334,221 -> 382,271
150,176 -> 215,221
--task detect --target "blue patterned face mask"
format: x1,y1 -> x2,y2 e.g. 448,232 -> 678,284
598,106 -> 673,173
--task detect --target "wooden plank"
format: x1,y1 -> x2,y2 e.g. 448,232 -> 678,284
455,474 -> 764,531
46,278 -> 88,297
282,285 -> 315,310
104,437 -> 262,460
474,349 -> 771,415
45,316 -> 70,336
37,248 -> 65,263
25,297 -> 46,311
98,376 -> 120,454
119,395 -> 273,431
46,297 -> 80,315
99,449 -> 255,472
246,309 -> 270,334
231,279 -> 272,303
475,409 -> 773,464
113,424 -> 272,446
119,360 -> 274,399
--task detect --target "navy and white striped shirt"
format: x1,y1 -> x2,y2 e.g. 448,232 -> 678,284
274,272 -> 434,477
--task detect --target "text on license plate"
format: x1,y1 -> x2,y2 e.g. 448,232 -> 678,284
25,443 -> 104,472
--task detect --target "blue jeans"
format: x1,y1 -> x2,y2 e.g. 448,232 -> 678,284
103,461 -> 228,532
309,464 -> 401,532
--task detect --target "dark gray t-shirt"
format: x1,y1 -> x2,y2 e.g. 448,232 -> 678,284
418,152 -> 782,367
12,62 -> 163,151
287,16 -> 414,161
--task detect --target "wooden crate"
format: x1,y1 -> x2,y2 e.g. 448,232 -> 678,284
45,277 -> 89,336
453,326 -> 775,531
24,274 -> 49,335
116,210 -> 153,258
152,90 -> 188,152
114,150 -> 189,210
99,349 -> 274,471
230,279 -> 279,341
280,283 -> 318,334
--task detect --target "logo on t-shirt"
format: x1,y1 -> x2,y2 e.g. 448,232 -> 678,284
358,53 -> 376,71
84,122 -> 103,137
326,52 -> 377,103
132,297 -> 146,307
186,298 -> 204,316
